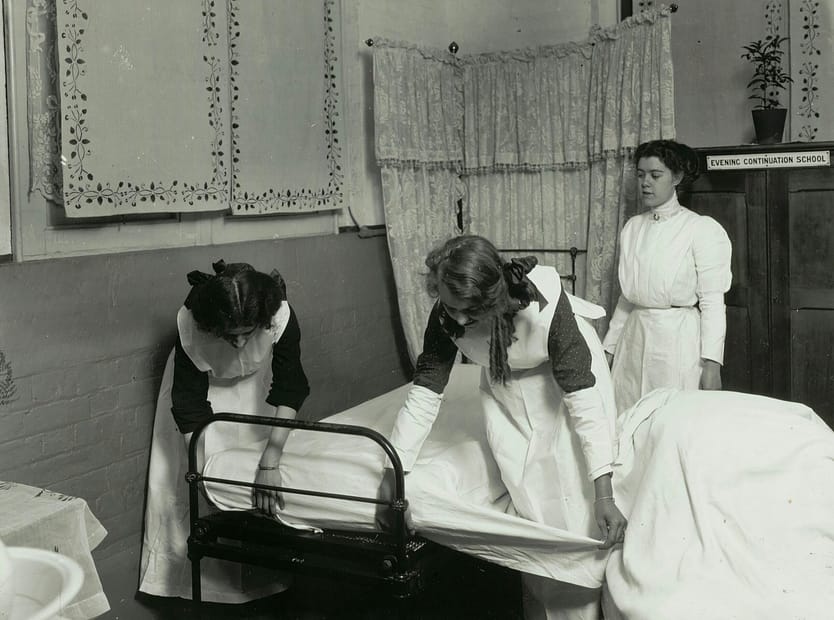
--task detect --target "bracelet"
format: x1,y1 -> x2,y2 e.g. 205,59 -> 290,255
594,496 -> 615,503
258,465 -> 278,471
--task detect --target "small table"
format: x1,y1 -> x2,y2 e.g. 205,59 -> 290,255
0,481 -> 110,619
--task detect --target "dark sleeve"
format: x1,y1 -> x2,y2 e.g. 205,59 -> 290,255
171,335 -> 212,434
412,302 -> 459,394
547,289 -> 597,393
266,305 -> 310,411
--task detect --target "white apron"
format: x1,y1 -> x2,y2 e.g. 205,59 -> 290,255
610,306 -> 701,414
454,267 -> 616,620
138,305 -> 291,602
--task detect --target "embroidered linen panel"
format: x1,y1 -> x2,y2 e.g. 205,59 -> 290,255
790,0 -> 832,142
54,0 -> 231,216
43,0 -> 342,217
228,0 -> 343,214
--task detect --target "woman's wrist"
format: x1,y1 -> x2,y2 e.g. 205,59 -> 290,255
593,472 -> 614,500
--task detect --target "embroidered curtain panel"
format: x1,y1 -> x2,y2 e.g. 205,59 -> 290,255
372,42 -> 464,361
32,0 -> 343,217
372,8 -> 675,353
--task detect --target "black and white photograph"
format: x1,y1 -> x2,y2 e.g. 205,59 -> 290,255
1,1 -> 833,618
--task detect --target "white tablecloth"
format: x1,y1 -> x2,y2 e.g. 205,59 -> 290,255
0,481 -> 110,619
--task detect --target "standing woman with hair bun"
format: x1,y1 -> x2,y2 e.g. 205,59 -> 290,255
381,234 -> 625,620
139,260 -> 310,602
602,140 -> 732,414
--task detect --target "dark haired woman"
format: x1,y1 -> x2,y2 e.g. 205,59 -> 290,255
139,260 -> 309,602
602,139 -> 732,413
383,235 -> 625,620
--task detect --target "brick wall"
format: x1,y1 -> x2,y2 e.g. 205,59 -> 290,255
0,233 -> 411,559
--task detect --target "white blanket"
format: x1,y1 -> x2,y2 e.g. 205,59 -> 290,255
606,388 -> 834,620
205,367 -> 834,616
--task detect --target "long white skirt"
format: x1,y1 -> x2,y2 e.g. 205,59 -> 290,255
138,349 -> 289,602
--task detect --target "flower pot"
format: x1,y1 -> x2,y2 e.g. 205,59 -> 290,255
752,108 -> 787,144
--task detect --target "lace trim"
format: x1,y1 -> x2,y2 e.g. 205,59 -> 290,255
376,158 -> 463,172
588,5 -> 674,43
460,40 -> 592,65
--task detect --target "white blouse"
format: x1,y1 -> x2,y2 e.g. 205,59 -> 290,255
603,193 -> 732,363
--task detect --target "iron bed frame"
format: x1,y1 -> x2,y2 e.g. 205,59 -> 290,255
185,413 -> 458,613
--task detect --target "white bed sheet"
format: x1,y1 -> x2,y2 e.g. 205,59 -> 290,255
204,363 -> 609,586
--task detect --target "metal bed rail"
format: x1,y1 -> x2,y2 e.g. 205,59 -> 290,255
185,413 -> 443,611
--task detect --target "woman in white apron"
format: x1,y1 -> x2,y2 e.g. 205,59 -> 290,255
139,261 -> 310,602
384,235 -> 625,620
603,140 -> 732,414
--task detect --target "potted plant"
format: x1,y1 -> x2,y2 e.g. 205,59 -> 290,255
740,35 -> 793,144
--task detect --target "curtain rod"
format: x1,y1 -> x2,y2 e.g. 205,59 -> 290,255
365,38 -> 459,54
365,5 -> 676,52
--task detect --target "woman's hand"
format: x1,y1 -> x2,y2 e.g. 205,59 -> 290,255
700,359 -> 722,391
253,466 -> 284,516
595,498 -> 627,549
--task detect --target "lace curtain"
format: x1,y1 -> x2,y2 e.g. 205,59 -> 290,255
372,42 -> 465,361
584,10 -> 676,327
461,42 -> 594,293
372,8 -> 675,356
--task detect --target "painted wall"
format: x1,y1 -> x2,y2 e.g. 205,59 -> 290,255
0,234 -> 410,560
671,0 -> 790,147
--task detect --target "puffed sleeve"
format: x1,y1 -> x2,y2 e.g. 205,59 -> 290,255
266,305 -> 310,411
602,294 -> 635,356
389,303 -> 458,471
693,216 -> 732,364
548,290 -> 614,480
171,335 -> 212,434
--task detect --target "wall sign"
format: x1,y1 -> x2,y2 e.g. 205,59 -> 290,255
706,151 -> 831,171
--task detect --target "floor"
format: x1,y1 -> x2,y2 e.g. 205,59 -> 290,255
104,549 -> 523,619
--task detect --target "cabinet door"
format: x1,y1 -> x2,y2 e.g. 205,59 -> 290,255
788,167 -> 834,428
686,171 -> 771,395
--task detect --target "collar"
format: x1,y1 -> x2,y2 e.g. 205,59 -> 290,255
650,193 -> 682,222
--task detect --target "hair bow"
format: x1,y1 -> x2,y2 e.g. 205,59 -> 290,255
502,256 -> 537,285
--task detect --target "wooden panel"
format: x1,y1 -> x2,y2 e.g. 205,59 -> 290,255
788,165 -> 834,191
791,309 -> 834,429
767,170 -> 791,400
723,305 -> 751,393
687,171 -> 770,396
789,190 -> 834,290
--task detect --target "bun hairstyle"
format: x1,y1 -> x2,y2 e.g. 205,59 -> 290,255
185,259 -> 286,337
634,139 -> 700,189
425,235 -> 537,385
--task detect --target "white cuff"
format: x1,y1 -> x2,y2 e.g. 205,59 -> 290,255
561,386 -> 615,480
389,384 -> 443,472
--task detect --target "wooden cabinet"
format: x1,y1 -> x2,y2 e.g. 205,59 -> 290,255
687,143 -> 834,428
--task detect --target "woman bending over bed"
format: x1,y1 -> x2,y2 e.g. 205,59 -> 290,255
381,234 -> 624,620
139,260 -> 309,603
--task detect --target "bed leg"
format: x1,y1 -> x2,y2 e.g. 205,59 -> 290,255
191,555 -> 202,617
